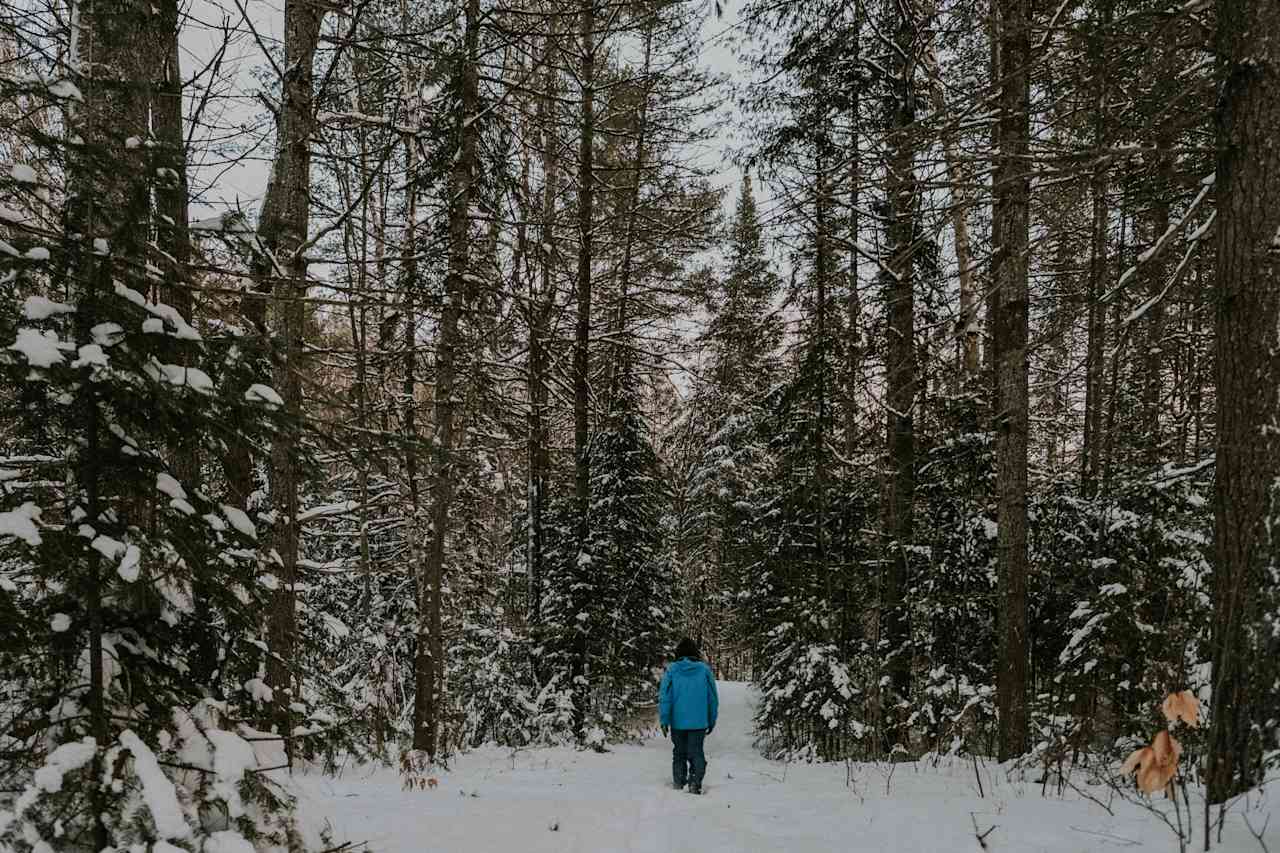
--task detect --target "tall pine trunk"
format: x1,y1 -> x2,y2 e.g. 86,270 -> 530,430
1206,0 -> 1280,803
415,0 -> 480,759
256,0 -> 325,750
152,0 -> 212,684
608,22 -> 653,401
881,0 -> 918,754
992,0 -> 1031,762
1142,148 -> 1171,467
1079,0 -> 1112,498
923,20 -> 978,383
570,0 -> 596,736
527,22 -> 557,640
68,0 -> 152,842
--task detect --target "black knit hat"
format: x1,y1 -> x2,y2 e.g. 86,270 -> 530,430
674,637 -> 700,660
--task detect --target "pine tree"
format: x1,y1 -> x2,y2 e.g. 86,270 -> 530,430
1205,0 -> 1280,800
582,380 -> 674,735
687,172 -> 782,668
705,172 -> 782,410
0,61 -> 322,852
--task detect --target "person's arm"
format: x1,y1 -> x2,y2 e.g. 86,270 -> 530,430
706,666 -> 719,733
658,668 -> 672,732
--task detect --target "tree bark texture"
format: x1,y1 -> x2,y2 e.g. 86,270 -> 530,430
1206,0 -> 1280,803
528,23 -> 559,638
993,0 -> 1031,762
922,26 -> 978,382
256,0 -> 325,746
570,0 -> 596,736
68,0 -> 153,843
415,0 -> 480,759
881,0 -> 918,753
608,23 -> 653,402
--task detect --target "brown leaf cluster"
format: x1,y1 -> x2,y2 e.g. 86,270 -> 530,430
1122,729 -> 1182,794
1121,691 -> 1199,796
1161,690 -> 1200,728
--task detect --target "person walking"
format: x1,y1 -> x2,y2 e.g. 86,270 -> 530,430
658,637 -> 719,794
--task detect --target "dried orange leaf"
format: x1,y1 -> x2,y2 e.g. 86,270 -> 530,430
1161,691 -> 1200,728
1151,730 -> 1182,768
1122,745 -> 1152,776
1137,758 -> 1176,794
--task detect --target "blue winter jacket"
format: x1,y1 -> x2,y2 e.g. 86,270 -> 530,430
658,658 -> 719,731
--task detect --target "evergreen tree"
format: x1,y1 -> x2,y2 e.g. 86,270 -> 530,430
583,380 -> 674,734
0,114 -> 325,852
705,172 -> 782,409
686,172 -> 782,670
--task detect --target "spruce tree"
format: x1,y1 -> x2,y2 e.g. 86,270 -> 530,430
583,380 -> 674,735
688,172 -> 782,669
0,119 -> 321,853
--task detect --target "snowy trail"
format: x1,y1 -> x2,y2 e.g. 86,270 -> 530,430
297,683 -> 1279,853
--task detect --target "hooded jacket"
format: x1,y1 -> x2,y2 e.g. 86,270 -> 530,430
658,657 -> 719,731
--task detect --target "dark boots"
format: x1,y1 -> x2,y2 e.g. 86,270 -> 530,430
670,728 -> 708,793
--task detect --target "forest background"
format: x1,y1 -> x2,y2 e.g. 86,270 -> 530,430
0,0 -> 1278,847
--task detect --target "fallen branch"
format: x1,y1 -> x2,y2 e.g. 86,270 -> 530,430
971,812 -> 997,850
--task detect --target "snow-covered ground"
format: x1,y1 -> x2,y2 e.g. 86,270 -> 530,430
297,683 -> 1278,852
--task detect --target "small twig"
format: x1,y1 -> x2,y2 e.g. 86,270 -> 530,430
1171,780 -> 1188,853
1068,826 -> 1142,847
251,763 -> 291,775
1063,773 -> 1117,817
971,812 -> 997,850
973,753 -> 986,799
1243,812 -> 1271,853
318,841 -> 367,853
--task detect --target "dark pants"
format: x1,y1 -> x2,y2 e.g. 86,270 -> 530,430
671,728 -> 707,788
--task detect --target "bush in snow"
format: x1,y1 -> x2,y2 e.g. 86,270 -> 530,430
0,703 -> 326,852
1041,463 -> 1213,768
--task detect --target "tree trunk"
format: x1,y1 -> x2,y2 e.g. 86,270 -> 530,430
403,35 -> 424,756
881,0 -> 918,753
570,0 -> 597,736
608,22 -> 653,402
992,0 -> 1031,762
529,21 -> 558,639
1142,148 -> 1171,467
845,107 -> 863,461
252,0 -> 325,751
815,148 -> 832,611
1206,0 -> 1280,803
152,0 -> 215,685
923,31 -> 978,383
1081,163 -> 1108,497
415,0 -> 481,760
66,1 -> 153,843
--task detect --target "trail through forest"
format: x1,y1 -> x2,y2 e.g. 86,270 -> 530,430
298,684 -> 1278,853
